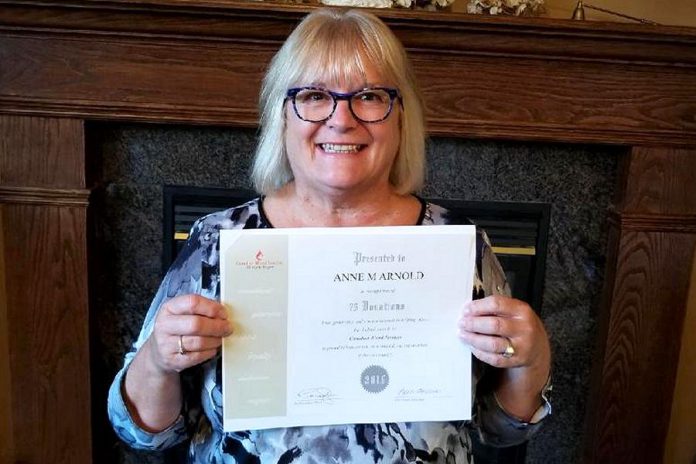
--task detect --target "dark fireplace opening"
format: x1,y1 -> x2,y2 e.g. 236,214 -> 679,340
162,185 -> 551,312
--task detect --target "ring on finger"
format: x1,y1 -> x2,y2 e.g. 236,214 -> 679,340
178,335 -> 188,355
501,337 -> 515,359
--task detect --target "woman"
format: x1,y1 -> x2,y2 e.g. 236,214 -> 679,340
108,8 -> 552,463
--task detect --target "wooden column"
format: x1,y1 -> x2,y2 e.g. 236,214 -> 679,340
584,146 -> 696,463
0,116 -> 91,463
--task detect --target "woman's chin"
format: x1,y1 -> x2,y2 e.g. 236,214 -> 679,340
303,176 -> 378,197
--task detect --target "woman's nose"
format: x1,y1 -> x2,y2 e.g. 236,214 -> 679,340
327,100 -> 358,130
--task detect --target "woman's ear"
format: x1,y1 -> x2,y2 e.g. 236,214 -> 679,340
282,103 -> 288,133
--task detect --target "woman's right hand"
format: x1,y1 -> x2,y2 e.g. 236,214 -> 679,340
123,294 -> 231,431
145,294 -> 233,373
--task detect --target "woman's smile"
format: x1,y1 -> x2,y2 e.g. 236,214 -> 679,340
318,143 -> 366,154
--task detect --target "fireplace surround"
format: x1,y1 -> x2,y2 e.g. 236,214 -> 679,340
1,1 -> 696,463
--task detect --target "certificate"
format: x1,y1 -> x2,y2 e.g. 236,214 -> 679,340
220,225 -> 476,431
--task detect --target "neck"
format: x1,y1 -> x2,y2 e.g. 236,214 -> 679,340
265,182 -> 419,228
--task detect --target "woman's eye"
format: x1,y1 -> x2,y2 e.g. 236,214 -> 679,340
357,91 -> 386,103
298,91 -> 330,103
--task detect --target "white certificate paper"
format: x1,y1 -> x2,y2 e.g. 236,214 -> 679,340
220,225 -> 476,431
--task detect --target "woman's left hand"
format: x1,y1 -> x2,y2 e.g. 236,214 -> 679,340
457,295 -> 549,369
457,295 -> 551,420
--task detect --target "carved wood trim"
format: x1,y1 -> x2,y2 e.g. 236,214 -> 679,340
0,186 -> 90,207
607,208 -> 696,233
0,96 -> 260,130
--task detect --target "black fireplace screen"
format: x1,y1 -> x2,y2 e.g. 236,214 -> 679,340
163,185 -> 550,311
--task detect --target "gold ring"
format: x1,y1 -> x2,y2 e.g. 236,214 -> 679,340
178,335 -> 187,355
501,338 -> 515,358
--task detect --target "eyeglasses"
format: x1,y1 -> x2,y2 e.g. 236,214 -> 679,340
286,86 -> 402,124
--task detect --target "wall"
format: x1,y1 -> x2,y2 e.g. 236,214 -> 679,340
545,0 -> 696,27
0,208 -> 13,462
664,247 -> 696,464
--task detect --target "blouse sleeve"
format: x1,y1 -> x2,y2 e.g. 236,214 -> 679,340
107,217 -> 215,450
472,231 -> 552,447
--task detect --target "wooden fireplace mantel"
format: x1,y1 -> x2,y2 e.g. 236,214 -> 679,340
1,1 -> 695,462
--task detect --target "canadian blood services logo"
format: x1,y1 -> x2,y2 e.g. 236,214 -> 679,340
235,249 -> 282,270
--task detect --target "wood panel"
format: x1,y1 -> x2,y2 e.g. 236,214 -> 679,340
0,116 -> 85,188
2,204 -> 91,464
619,147 -> 696,215
0,35 -> 268,127
585,147 -> 696,463
413,54 -> 696,143
0,115 -> 91,463
588,230 -> 696,463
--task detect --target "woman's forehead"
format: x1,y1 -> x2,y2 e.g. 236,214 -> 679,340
294,56 -> 392,89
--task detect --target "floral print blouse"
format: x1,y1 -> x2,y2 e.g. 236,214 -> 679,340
108,198 -> 549,463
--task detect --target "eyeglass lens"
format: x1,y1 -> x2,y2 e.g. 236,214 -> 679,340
293,89 -> 393,123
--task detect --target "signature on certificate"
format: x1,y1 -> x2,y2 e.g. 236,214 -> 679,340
395,387 -> 444,402
295,387 -> 339,405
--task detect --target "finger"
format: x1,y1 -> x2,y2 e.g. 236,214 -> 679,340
164,294 -> 228,319
458,330 -> 511,355
176,335 -> 225,354
144,335 -> 218,374
463,295 -> 524,318
470,347 -> 519,368
160,314 -> 233,338
458,315 -> 514,337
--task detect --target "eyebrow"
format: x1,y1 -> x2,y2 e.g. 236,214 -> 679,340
306,81 -> 386,90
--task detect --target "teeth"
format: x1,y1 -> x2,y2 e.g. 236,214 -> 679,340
321,143 -> 362,153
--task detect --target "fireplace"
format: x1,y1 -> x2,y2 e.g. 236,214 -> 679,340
1,2 -> 695,464
88,122 -> 617,463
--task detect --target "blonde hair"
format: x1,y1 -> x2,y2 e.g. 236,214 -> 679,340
251,8 -> 426,195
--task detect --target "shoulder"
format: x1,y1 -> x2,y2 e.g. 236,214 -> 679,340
422,201 -> 475,227
194,197 -> 265,233
423,201 -> 491,244
168,198 -> 265,297
423,200 -> 506,297
177,197 -> 265,263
